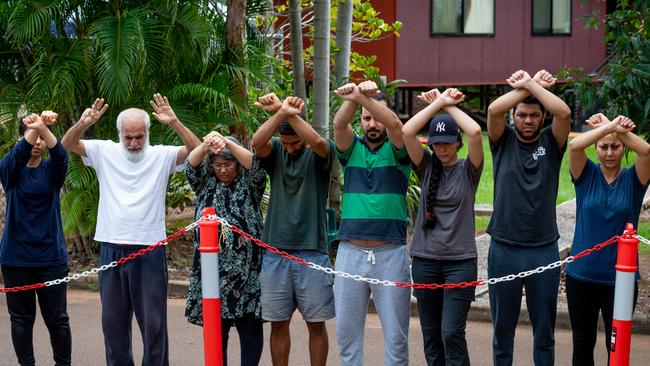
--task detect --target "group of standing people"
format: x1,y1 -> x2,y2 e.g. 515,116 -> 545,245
0,67 -> 647,366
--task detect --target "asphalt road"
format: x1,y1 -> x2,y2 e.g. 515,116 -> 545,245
1,289 -> 650,365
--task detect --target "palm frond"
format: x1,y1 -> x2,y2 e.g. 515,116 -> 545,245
91,12 -> 144,105
6,0 -> 60,46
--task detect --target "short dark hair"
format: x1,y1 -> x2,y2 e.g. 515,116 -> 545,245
18,114 -> 51,137
370,92 -> 392,110
515,96 -> 546,114
277,121 -> 296,136
18,116 -> 28,137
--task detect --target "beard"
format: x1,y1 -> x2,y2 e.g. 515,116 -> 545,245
364,128 -> 387,144
514,124 -> 541,141
122,140 -> 150,163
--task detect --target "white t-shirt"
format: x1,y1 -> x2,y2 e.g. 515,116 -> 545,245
82,140 -> 182,245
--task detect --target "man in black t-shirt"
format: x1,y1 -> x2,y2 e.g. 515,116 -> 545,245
486,70 -> 572,366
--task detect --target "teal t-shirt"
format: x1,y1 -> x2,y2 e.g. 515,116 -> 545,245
336,137 -> 411,244
260,137 -> 335,253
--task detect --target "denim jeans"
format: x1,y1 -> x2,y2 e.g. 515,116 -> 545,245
412,256 -> 477,366
488,239 -> 560,366
333,241 -> 411,366
99,243 -> 169,366
1,263 -> 72,366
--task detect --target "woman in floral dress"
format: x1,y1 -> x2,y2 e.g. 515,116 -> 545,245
184,131 -> 266,366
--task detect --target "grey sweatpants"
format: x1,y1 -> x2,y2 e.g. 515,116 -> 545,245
333,241 -> 411,366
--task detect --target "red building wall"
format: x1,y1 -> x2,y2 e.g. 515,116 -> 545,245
352,0 -> 397,82
392,0 -> 606,87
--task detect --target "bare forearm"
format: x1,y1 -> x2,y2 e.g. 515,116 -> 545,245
169,119 -> 200,151
187,143 -> 209,167
403,99 -> 446,137
252,112 -> 285,150
444,106 -> 481,137
40,126 -> 58,148
569,122 -> 616,152
524,81 -> 571,120
357,95 -> 400,129
225,139 -> 254,169
619,131 -> 650,157
333,100 -> 358,130
488,88 -> 529,118
61,121 -> 89,154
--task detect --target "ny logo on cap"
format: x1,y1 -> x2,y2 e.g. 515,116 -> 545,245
436,122 -> 446,132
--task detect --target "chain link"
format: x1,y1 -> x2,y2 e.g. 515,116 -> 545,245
213,216 -> 619,291
635,234 -> 650,247
1,218 -> 203,293
1,215 -> 627,293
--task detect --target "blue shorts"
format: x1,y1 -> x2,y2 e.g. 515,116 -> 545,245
260,250 -> 335,322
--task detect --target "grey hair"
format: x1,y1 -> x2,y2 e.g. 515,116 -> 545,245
116,108 -> 150,132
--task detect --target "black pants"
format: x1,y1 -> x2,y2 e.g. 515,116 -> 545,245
1,264 -> 72,366
99,243 -> 169,366
221,312 -> 264,366
412,256 -> 477,366
488,239 -> 560,366
566,275 -> 638,366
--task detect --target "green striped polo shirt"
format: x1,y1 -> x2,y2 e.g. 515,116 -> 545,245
336,136 -> 411,244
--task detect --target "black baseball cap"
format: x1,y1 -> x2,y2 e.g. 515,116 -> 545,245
427,114 -> 459,145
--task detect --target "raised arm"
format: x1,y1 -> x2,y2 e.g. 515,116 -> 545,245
150,93 -> 201,165
62,98 -> 109,156
213,132 -> 254,169
568,114 -> 632,180
357,80 -> 404,148
251,93 -> 284,157
487,83 -> 529,144
332,83 -> 359,152
281,97 -> 329,158
402,89 -> 445,167
520,70 -> 571,147
22,113 -> 57,148
614,116 -> 650,185
442,90 -> 483,170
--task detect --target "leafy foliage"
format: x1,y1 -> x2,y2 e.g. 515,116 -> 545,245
559,0 -> 650,136
0,0 -> 279,248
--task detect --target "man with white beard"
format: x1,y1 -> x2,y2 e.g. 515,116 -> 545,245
62,94 -> 200,366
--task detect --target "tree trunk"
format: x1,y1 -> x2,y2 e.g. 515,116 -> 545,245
289,0 -> 307,103
334,0 -> 353,88
226,0 -> 250,146
312,0 -> 331,138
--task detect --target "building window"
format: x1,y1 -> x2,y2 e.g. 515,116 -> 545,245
532,0 -> 571,35
430,0 -> 495,36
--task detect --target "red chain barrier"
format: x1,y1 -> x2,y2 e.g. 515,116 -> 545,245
224,219 -> 620,290
0,227 -> 189,293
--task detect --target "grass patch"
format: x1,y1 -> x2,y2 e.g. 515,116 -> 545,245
636,221 -> 650,255
455,133 -> 636,204
475,215 -> 490,233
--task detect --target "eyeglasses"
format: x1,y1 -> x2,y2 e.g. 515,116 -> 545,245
211,161 -> 237,170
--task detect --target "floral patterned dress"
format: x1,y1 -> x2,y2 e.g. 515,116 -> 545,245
184,156 -> 266,325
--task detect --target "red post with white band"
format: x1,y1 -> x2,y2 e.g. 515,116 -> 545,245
610,223 -> 638,366
199,207 -> 222,366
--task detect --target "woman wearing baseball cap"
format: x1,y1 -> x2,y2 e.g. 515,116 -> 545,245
402,88 -> 483,366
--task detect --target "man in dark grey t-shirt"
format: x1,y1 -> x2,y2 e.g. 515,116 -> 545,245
486,70 -> 572,366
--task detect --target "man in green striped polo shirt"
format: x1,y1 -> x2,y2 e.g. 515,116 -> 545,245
332,80 -> 412,366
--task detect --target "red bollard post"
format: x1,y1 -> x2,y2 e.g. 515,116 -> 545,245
610,223 -> 639,366
199,207 -> 222,366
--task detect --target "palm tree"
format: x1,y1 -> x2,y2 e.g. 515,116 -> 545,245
0,0 -> 277,255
